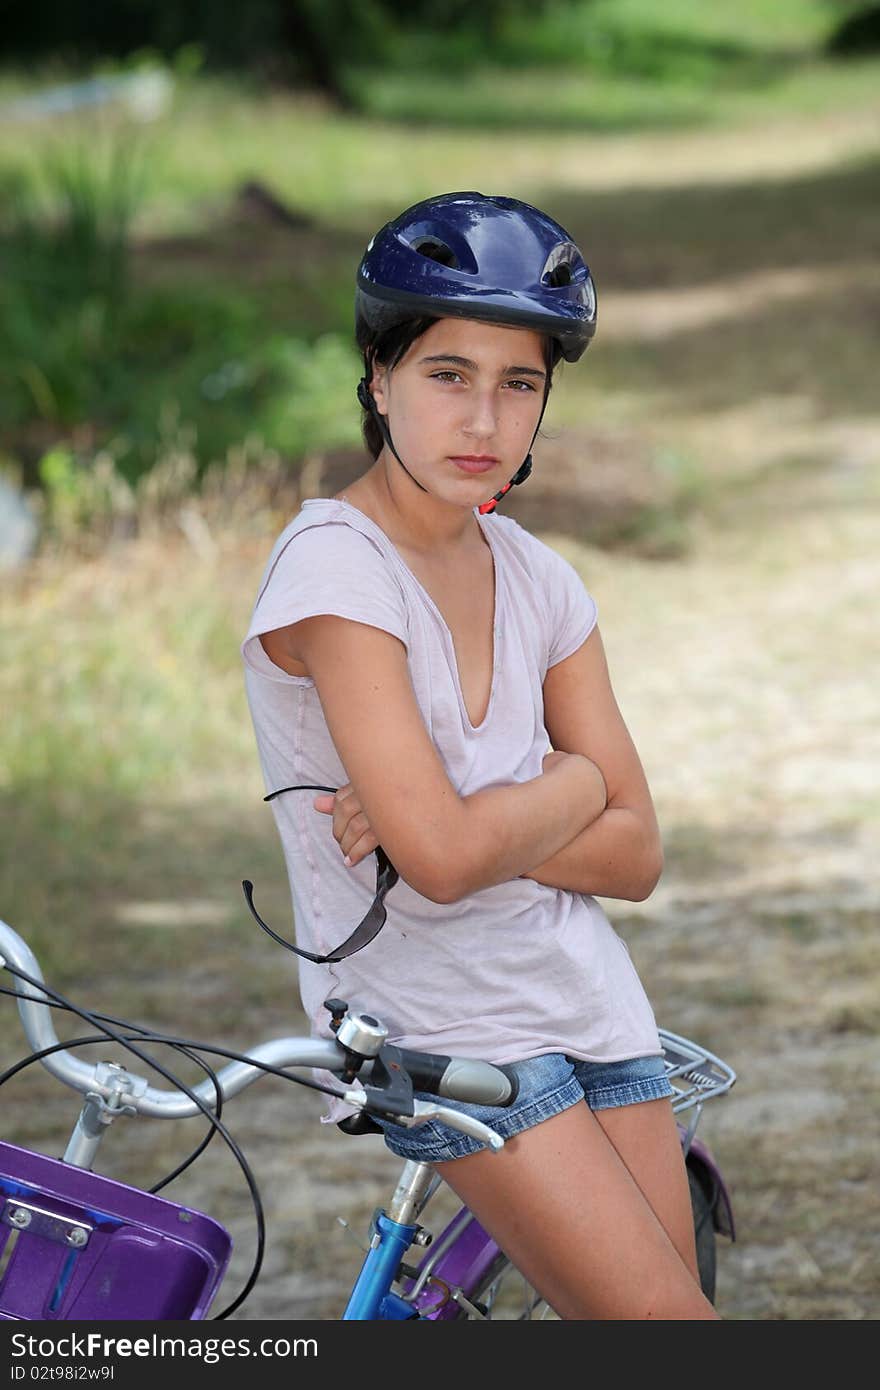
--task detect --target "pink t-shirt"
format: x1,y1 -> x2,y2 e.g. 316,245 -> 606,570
242,498 -> 661,1115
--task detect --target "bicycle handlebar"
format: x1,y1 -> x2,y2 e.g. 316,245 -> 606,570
0,918 -> 516,1120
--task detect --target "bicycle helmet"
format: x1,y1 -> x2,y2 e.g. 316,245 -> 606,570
355,191 -> 597,513
356,190 -> 596,361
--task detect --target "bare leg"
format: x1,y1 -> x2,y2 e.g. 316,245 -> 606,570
435,1100 -> 718,1320
594,1096 -> 700,1285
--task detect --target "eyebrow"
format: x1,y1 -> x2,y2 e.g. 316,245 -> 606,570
418,353 -> 547,380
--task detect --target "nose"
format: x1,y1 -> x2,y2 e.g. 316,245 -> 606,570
462,387 -> 498,442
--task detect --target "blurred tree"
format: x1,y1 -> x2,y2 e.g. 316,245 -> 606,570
278,0 -> 387,106
825,2 -> 880,53
382,0 -> 565,42
0,0 -> 576,102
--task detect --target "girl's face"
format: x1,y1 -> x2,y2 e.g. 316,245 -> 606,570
369,317 -> 548,506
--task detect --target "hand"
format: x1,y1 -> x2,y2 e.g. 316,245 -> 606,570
313,783 -> 379,869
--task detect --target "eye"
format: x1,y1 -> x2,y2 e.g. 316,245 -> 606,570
430,370 -> 464,383
505,379 -> 537,392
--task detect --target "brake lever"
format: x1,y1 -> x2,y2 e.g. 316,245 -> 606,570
341,1090 -> 505,1153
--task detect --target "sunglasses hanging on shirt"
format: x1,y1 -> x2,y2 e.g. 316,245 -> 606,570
242,784 -> 399,964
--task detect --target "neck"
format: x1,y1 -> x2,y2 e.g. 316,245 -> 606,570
354,455 -> 486,557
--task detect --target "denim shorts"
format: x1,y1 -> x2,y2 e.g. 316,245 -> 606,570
375,1051 -> 674,1163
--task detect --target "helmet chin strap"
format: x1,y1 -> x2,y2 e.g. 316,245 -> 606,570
356,374 -> 548,516
477,455 -> 533,516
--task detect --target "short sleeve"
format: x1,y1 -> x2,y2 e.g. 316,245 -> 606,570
544,547 -> 598,669
241,521 -> 408,677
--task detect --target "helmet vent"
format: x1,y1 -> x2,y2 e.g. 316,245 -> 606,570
411,237 -> 459,269
544,262 -> 573,288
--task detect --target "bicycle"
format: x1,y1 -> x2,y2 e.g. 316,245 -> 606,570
0,916 -> 736,1321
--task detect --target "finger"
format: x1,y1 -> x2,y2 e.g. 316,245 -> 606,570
313,794 -> 335,813
330,785 -> 357,829
331,807 -> 363,850
341,831 -> 380,868
337,811 -> 373,857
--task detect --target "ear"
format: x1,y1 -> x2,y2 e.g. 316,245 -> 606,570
369,362 -> 389,417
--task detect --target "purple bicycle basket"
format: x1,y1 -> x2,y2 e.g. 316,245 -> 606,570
0,1141 -> 232,1321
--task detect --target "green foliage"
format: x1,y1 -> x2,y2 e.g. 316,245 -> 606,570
0,139 -> 147,425
345,65 -> 712,131
346,0 -> 844,128
0,0 -> 843,105
0,137 -> 362,489
102,291 -> 360,478
371,0 -> 837,82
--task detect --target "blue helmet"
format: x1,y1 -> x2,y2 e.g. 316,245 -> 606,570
356,190 -> 597,362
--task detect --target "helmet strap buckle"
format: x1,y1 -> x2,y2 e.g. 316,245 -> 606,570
478,454 -> 532,515
510,455 -> 532,487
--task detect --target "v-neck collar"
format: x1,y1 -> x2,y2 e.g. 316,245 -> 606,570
300,498 -> 503,732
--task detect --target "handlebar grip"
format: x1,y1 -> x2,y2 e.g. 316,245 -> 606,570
395,1049 -> 519,1107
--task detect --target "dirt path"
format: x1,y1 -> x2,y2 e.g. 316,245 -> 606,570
570,477 -> 879,1319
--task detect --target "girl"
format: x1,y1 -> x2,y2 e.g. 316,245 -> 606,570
242,191 -> 718,1319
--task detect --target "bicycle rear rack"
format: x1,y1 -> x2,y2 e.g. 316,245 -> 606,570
658,1028 -> 736,1152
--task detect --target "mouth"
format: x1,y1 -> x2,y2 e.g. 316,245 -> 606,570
449,456 -> 500,475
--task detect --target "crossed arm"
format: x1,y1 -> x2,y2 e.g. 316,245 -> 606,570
264,615 -> 663,906
518,626 -> 664,901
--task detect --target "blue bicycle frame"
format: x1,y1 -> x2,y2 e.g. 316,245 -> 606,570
342,1213 -> 421,1320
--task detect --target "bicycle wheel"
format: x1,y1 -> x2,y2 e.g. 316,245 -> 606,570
451,1167 -> 717,1318
688,1165 -> 717,1303
455,1251 -> 559,1320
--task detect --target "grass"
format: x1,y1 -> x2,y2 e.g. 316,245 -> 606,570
1,458 -> 305,973
75,57 -> 880,224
